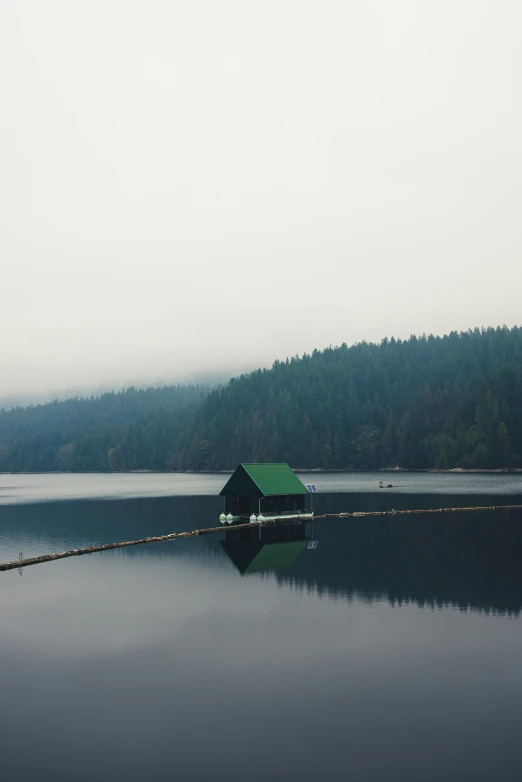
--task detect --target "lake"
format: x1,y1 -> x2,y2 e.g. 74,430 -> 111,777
1,473 -> 522,781
2,470 -> 522,505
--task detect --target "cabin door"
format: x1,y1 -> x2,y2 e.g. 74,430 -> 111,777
233,494 -> 250,515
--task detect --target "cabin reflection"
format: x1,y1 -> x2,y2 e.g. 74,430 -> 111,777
221,521 -> 312,576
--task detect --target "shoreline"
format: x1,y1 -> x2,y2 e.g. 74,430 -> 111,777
2,468 -> 522,476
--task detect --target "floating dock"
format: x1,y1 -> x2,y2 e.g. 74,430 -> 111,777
218,463 -> 314,524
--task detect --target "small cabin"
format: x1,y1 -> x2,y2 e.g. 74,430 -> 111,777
219,462 -> 312,522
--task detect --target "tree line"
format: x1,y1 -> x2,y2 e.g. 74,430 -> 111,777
1,326 -> 521,472
179,325 -> 522,470
0,385 -> 205,472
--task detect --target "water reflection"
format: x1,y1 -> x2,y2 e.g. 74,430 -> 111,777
2,493 -> 522,782
274,512 -> 522,616
1,493 -> 521,615
221,520 -> 312,575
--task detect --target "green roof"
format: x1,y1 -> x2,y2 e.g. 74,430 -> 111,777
220,539 -> 308,575
240,463 -> 309,496
244,541 -> 308,574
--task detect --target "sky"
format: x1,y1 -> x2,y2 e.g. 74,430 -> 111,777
1,0 -> 521,401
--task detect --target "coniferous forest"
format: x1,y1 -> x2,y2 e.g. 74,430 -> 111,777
1,326 -> 521,472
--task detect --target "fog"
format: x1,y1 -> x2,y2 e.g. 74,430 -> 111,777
2,0 -> 521,401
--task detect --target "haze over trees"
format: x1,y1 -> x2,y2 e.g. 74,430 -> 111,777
1,326 -> 521,472
0,386 -> 205,472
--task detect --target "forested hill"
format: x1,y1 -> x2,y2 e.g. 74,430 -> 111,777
1,326 -> 521,472
178,326 -> 522,470
0,386 -> 206,472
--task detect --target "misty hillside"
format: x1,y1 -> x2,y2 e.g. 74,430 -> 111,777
0,386 -> 206,472
179,326 -> 522,470
1,326 -> 521,472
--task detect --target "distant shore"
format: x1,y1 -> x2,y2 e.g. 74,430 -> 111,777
2,467 -> 522,475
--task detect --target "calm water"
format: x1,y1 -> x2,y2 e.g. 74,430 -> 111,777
1,475 -> 522,781
2,470 -> 522,504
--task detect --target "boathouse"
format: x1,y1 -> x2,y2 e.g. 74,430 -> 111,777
219,463 -> 312,522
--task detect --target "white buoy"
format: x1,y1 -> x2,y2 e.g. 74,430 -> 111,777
250,514 -> 257,523
219,513 -> 227,524
226,513 -> 234,524
257,514 -> 265,523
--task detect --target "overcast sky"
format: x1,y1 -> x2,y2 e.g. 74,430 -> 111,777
1,0 -> 521,400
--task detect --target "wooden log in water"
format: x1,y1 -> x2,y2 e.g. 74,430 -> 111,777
0,520 -> 274,572
1,503 -> 521,573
